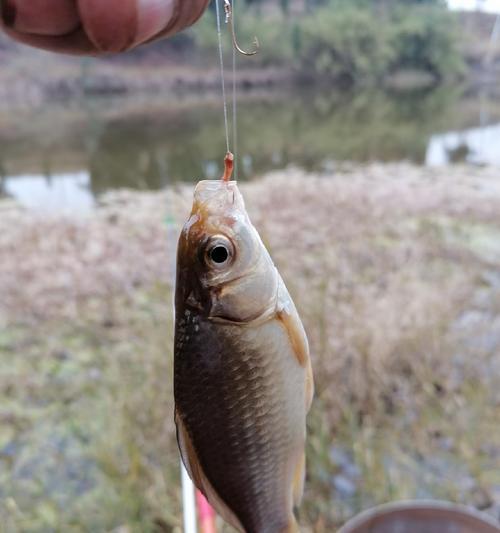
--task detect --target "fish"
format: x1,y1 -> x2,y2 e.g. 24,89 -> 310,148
174,165 -> 314,533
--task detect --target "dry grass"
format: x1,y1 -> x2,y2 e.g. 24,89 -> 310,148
1,163 -> 500,531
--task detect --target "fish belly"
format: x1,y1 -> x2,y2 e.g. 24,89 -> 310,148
174,312 -> 306,533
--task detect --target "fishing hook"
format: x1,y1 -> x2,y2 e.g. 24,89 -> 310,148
223,0 -> 260,57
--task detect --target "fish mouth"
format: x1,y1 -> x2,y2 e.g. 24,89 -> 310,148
192,180 -> 246,216
180,180 -> 245,251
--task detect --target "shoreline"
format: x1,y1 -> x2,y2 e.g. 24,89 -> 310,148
1,60 -> 499,112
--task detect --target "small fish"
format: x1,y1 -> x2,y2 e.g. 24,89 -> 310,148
174,164 -> 314,533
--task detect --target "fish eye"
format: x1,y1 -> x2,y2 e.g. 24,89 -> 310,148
210,245 -> 229,264
205,236 -> 234,269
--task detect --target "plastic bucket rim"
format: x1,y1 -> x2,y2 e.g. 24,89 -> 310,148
337,499 -> 500,533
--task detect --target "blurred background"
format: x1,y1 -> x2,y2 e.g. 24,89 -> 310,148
0,0 -> 500,531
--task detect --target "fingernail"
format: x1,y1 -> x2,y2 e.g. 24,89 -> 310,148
0,0 -> 17,28
136,0 -> 175,44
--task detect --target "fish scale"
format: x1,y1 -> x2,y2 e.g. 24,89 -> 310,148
175,317 -> 301,532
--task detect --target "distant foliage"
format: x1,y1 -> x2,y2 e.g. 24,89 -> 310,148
193,0 -> 465,86
195,11 -> 295,66
388,6 -> 465,79
298,5 -> 394,84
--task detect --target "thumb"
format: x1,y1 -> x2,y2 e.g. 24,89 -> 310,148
0,0 -> 210,55
78,0 -> 175,53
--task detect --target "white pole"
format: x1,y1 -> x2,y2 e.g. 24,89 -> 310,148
490,14 -> 500,46
483,13 -> 500,67
181,463 -> 198,533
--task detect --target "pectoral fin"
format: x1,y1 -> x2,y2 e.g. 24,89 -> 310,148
175,409 -> 244,532
292,452 -> 306,507
277,306 -> 309,368
276,281 -> 315,411
305,357 -> 314,412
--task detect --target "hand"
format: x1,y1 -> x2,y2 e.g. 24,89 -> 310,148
0,0 -> 210,55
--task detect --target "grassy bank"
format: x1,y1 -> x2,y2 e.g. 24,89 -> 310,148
1,164 -> 499,531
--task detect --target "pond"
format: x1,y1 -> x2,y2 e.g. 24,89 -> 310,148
1,85 -> 500,212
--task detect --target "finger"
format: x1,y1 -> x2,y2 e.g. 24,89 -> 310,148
151,0 -> 209,41
0,24 -> 95,54
1,0 -> 80,35
136,0 -> 176,45
0,0 -> 210,55
78,0 -> 174,53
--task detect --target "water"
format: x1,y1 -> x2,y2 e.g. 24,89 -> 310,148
1,86 -> 500,212
3,172 -> 94,212
426,122 -> 500,166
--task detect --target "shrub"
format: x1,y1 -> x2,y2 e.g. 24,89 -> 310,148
192,0 -> 464,85
194,10 -> 295,67
388,5 -> 465,79
298,4 -> 394,84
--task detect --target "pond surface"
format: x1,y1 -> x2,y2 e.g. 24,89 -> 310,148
1,86 -> 500,211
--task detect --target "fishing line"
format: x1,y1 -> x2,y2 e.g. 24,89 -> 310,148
232,0 -> 238,180
216,0 -> 245,179
215,0 -> 230,154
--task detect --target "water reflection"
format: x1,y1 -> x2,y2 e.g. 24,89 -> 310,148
3,172 -> 94,212
1,86 -> 500,210
426,122 -> 500,166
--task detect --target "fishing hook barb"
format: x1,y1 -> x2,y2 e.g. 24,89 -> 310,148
223,0 -> 260,56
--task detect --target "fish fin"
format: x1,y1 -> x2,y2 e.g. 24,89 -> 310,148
277,306 -> 309,368
292,452 -> 306,508
276,282 -> 315,410
175,409 -> 245,532
281,516 -> 300,533
305,357 -> 315,412
276,277 -> 313,374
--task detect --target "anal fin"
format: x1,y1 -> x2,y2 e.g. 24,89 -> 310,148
292,452 -> 306,507
305,358 -> 314,412
175,409 -> 244,532
281,516 -> 300,533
